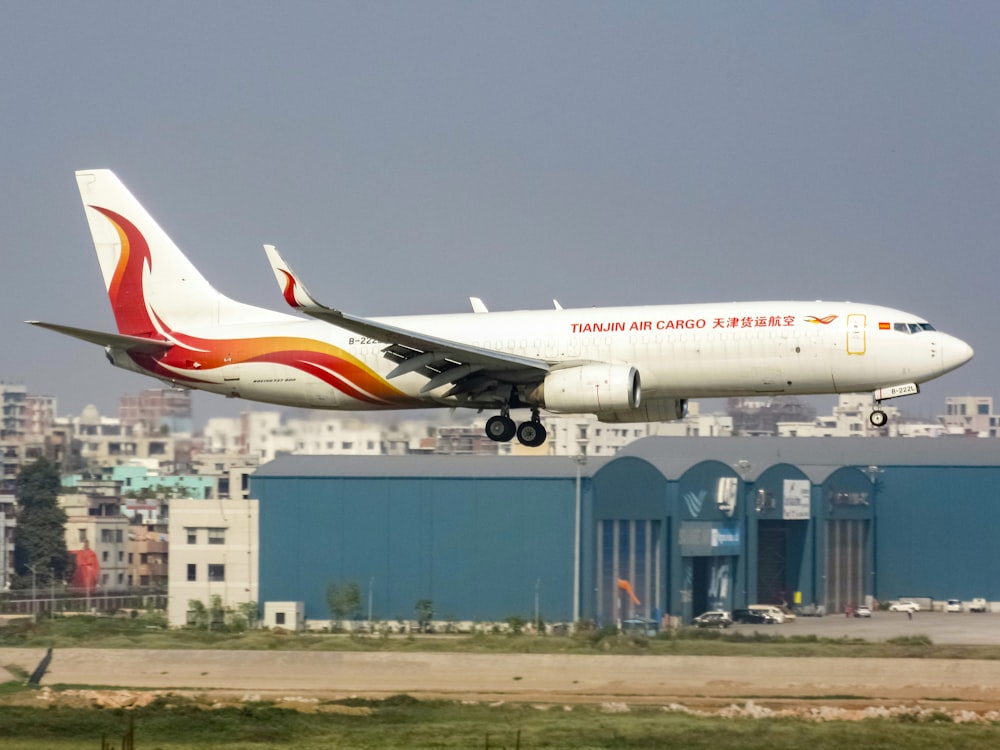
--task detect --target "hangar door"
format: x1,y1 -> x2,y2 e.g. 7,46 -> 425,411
757,522 -> 789,605
825,519 -> 869,614
757,520 -> 809,607
595,519 -> 663,625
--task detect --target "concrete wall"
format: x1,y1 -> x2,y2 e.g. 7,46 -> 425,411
167,498 -> 259,626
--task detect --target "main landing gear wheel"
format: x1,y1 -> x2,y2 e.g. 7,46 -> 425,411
516,420 -> 547,448
486,414 -> 516,442
869,410 -> 888,428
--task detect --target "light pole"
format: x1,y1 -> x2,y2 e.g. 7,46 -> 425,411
573,438 -> 588,626
368,576 -> 374,628
28,563 -> 38,623
534,578 -> 541,634
862,465 -> 882,607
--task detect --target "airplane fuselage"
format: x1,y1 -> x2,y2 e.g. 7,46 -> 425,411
110,299 -> 968,413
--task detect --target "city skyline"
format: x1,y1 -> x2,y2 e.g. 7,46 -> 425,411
5,378 -> 988,437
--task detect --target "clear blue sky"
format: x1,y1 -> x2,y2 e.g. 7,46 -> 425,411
3,2 -> 997,423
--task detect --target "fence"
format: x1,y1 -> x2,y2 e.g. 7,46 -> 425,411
0,592 -> 166,616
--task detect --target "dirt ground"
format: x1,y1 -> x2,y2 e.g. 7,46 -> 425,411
4,615 -> 1000,719
5,646 -> 1000,719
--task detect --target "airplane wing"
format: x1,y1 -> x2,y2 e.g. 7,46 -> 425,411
263,246 -> 551,403
27,321 -> 174,354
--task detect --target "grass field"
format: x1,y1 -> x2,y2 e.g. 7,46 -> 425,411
1,696 -> 1000,750
1,612 -> 998,660
4,615 -> 1000,748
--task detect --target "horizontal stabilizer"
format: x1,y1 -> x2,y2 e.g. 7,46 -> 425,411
27,321 -> 173,354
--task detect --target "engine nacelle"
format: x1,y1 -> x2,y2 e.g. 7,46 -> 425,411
534,364 -> 640,414
596,398 -> 688,424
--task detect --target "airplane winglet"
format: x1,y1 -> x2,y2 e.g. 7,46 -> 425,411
263,245 -> 328,312
261,246 -> 550,377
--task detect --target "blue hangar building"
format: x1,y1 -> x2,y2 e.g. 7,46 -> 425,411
251,437 -> 1000,625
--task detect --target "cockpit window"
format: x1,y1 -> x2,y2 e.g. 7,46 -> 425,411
893,322 -> 936,334
894,323 -> 909,333
919,323 -> 936,332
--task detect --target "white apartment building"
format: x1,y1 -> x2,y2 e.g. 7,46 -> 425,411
775,394 -> 943,438
0,495 -> 15,591
190,452 -> 259,500
282,416 -> 383,457
0,384 -> 27,439
167,498 -> 259,627
200,403 -> 733,460
205,411 -> 417,461
505,403 -> 733,457
940,396 -> 997,437
63,405 -> 176,470
201,416 -> 246,454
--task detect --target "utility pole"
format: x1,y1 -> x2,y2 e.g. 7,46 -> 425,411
573,439 -> 588,626
534,578 -> 541,633
28,563 -> 38,623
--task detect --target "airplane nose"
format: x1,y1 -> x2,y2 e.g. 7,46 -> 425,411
941,334 -> 974,373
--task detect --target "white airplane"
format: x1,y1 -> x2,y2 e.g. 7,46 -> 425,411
30,170 -> 973,447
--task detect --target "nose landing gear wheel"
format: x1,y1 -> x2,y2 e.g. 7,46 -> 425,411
516,420 -> 547,447
869,410 -> 888,427
486,414 -> 517,442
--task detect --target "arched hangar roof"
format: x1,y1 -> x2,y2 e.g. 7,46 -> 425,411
254,436 -> 996,483
256,453 -> 611,479
613,436 -> 998,482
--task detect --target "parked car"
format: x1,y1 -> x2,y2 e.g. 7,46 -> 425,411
693,611 -> 732,629
621,618 -> 659,636
732,608 -> 776,624
970,598 -> 989,613
748,604 -> 787,623
854,605 -> 872,618
945,599 -> 962,613
793,603 -> 826,617
889,600 -> 920,613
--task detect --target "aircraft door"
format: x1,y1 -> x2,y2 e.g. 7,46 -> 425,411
846,314 -> 866,355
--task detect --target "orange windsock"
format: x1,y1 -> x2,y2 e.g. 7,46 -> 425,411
617,578 -> 640,605
71,547 -> 100,593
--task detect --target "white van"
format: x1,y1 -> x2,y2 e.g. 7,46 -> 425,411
748,604 -> 786,624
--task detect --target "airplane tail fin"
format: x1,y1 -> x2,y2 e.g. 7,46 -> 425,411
76,169 -> 272,337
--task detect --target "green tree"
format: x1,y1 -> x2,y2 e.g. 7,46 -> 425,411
12,457 -> 72,589
187,598 -> 209,629
326,581 -> 361,624
415,598 -> 434,633
208,594 -> 226,630
230,600 -> 258,631
506,615 -> 527,635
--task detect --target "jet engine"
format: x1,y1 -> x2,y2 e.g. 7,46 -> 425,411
596,398 -> 688,423
532,364 -> 640,413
